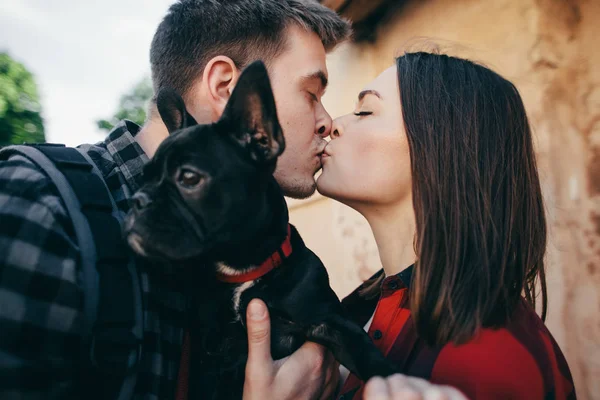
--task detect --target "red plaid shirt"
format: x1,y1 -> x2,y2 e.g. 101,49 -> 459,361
339,266 -> 576,400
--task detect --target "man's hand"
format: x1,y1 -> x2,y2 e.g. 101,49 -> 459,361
364,374 -> 467,400
243,299 -> 340,400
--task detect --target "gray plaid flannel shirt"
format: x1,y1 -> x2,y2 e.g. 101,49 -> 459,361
0,121 -> 187,399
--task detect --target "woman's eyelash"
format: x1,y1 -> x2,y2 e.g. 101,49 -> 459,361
354,111 -> 373,116
308,92 -> 318,102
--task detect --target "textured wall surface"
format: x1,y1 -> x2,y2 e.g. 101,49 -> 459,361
289,0 -> 600,397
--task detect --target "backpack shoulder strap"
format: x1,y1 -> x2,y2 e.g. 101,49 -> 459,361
1,144 -> 101,332
0,144 -> 143,400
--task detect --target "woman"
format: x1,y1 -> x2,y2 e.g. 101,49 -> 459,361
317,52 -> 576,399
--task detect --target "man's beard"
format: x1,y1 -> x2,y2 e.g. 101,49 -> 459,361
280,177 -> 318,199
274,160 -> 322,199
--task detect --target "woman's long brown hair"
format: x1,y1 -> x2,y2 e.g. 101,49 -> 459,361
364,52 -> 548,347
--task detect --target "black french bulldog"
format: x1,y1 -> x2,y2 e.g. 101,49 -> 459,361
125,61 -> 396,399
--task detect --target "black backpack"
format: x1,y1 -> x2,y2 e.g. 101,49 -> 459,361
0,143 -> 143,400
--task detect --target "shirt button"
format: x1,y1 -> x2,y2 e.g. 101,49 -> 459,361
389,281 -> 399,290
373,330 -> 383,340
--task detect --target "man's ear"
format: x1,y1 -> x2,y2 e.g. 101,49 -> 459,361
201,56 -> 239,117
218,60 -> 285,163
156,88 -> 198,134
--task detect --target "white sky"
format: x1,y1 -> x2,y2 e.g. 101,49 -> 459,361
0,0 -> 174,146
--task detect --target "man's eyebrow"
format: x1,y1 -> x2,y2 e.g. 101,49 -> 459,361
358,89 -> 382,101
301,70 -> 328,92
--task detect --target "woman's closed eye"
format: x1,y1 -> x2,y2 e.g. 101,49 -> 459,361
354,111 -> 373,117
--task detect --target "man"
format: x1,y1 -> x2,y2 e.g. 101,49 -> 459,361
0,1 -> 466,399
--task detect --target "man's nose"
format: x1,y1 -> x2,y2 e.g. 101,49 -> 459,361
316,105 -> 333,138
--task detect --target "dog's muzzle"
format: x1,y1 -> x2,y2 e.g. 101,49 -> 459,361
132,192 -> 153,213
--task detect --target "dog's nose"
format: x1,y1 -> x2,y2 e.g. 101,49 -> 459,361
132,192 -> 152,212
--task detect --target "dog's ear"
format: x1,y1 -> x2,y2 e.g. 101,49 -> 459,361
156,88 -> 198,134
219,61 -> 285,163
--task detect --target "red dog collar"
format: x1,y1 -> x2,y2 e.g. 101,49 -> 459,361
216,224 -> 293,284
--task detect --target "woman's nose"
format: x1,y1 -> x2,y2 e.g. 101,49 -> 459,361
330,118 -> 343,140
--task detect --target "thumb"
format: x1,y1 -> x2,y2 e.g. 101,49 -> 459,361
245,299 -> 273,376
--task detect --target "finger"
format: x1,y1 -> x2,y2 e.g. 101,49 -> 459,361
391,376 -> 453,400
399,376 -> 464,400
285,341 -> 326,377
319,358 -> 340,400
387,374 -> 423,400
421,387 -> 451,400
364,376 -> 391,400
423,386 -> 466,400
323,351 -> 337,382
328,359 -> 341,387
245,299 -> 273,379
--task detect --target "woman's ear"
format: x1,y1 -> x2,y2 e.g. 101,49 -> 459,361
200,56 -> 240,117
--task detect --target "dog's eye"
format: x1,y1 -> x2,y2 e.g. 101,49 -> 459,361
177,169 -> 204,188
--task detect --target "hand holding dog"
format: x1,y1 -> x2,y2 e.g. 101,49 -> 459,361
243,299 -> 469,400
243,299 -> 340,400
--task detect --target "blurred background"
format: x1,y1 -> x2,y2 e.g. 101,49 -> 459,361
1,0 -> 599,398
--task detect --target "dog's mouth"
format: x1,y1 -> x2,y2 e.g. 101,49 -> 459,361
124,213 -> 171,260
127,232 -> 148,257
126,229 -> 205,262
123,212 -> 149,257
123,197 -> 234,262
124,219 -> 211,262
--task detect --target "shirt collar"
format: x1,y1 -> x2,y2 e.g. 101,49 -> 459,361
103,120 -> 149,193
341,264 -> 415,327
381,264 -> 414,296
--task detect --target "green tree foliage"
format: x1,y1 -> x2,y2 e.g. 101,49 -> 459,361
97,77 -> 153,131
0,52 -> 46,145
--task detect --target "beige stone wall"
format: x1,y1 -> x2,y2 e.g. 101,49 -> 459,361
289,0 -> 600,398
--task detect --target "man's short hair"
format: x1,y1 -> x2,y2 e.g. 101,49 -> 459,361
150,0 -> 351,100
